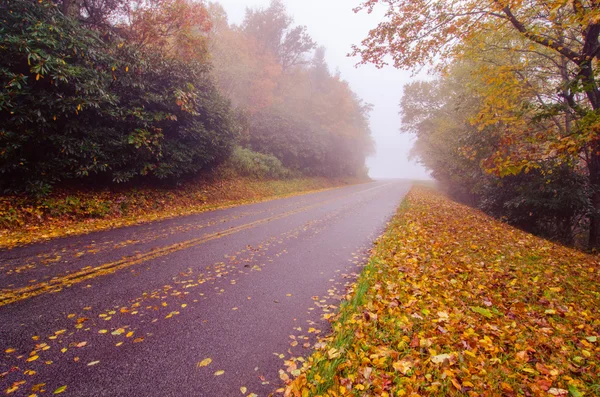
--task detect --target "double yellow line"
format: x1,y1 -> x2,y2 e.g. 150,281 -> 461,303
0,182 -> 392,307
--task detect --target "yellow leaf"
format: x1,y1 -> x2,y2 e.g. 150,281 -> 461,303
197,358 -> 212,367
53,385 -> 67,394
240,386 -> 247,394
327,348 -> 340,359
431,353 -> 453,364
214,370 -> 225,376
392,359 -> 412,374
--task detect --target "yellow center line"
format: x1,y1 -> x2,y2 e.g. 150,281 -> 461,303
0,182 -> 393,307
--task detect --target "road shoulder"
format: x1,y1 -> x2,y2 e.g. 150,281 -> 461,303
1,177 -> 366,249
285,186 -> 600,396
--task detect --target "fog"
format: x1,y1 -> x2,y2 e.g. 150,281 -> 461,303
217,0 -> 431,180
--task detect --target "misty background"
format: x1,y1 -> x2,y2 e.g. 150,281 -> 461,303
217,0 -> 430,179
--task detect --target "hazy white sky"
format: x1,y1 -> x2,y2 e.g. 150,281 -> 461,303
216,0 -> 431,179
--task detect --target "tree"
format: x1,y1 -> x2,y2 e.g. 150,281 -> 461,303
0,0 -> 235,194
205,0 -> 373,180
354,0 -> 600,248
242,0 -> 315,70
401,61 -> 591,245
124,0 -> 212,63
207,3 -> 282,113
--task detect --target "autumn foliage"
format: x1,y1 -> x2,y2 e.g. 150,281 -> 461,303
354,0 -> 600,248
0,176 -> 357,249
286,187 -> 600,396
209,1 -> 374,178
0,0 -> 373,196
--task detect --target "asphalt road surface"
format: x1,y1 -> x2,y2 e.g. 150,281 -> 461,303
0,180 -> 410,396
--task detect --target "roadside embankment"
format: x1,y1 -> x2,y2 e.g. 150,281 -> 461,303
0,176 -> 364,249
285,187 -> 599,397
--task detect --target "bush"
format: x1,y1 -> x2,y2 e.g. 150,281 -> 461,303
226,147 -> 292,179
478,165 -> 591,245
0,0 -> 236,195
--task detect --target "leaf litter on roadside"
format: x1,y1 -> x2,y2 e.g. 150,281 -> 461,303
285,187 -> 600,396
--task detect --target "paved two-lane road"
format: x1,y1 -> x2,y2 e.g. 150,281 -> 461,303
0,180 -> 410,396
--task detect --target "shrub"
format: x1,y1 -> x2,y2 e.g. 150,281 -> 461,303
0,0 -> 236,195
226,147 -> 292,179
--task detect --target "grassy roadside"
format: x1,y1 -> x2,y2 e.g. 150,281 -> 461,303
0,176 -> 363,249
285,187 -> 600,397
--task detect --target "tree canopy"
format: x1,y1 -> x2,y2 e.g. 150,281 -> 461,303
354,0 -> 600,247
209,0 -> 374,179
0,0 -> 374,195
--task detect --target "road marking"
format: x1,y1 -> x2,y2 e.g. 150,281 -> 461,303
0,182 -> 394,307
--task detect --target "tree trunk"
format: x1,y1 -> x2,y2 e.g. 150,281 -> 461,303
588,151 -> 600,249
578,59 -> 600,249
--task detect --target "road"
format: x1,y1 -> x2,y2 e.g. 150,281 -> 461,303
0,180 -> 410,396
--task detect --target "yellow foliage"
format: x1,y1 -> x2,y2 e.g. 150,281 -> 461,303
287,187 -> 599,396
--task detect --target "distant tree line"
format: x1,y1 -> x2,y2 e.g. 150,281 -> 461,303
0,0 -> 373,196
208,1 -> 373,178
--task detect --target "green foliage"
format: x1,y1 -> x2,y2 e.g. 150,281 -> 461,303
248,107 -> 371,179
249,109 -> 326,175
0,0 -> 371,198
226,146 -> 292,179
479,166 -> 592,245
0,0 -> 236,195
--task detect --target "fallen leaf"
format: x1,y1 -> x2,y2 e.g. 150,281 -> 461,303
431,353 -> 453,364
469,306 -> 493,319
548,388 -> 568,396
392,359 -> 412,374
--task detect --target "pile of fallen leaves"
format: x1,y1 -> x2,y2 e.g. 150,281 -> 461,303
285,187 -> 600,396
0,176 -> 360,248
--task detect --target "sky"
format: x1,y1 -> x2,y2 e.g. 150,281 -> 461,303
216,0 -> 431,180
